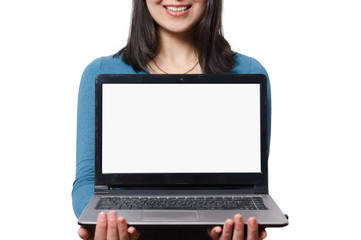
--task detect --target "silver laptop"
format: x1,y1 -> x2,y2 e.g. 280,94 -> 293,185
78,74 -> 288,228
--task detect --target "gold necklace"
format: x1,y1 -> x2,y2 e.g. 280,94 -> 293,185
153,59 -> 199,74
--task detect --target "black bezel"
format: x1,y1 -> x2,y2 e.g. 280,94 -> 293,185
95,74 -> 269,191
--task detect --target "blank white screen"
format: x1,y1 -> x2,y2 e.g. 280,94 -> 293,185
102,84 -> 261,173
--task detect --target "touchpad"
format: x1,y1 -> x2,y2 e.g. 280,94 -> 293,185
141,211 -> 198,222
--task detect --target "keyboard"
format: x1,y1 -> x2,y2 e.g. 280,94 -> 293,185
97,196 -> 267,210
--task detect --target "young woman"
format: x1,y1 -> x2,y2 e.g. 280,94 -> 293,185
73,0 -> 271,239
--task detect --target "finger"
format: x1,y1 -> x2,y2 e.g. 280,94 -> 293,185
222,219 -> 234,240
78,227 -> 91,240
207,226 -> 222,240
232,214 -> 244,240
117,217 -> 129,240
106,211 -> 119,240
94,212 -> 107,240
127,226 -> 140,240
259,228 -> 267,239
246,217 -> 259,240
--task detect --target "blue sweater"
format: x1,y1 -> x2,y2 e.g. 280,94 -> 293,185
72,53 -> 271,218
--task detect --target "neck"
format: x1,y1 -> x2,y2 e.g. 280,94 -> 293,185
158,28 -> 196,60
149,27 -> 201,74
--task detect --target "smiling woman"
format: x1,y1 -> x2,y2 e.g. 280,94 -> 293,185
73,0 -> 270,239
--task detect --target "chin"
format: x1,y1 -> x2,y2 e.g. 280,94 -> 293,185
161,22 -> 196,35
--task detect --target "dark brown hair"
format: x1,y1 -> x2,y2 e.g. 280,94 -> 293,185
114,0 -> 235,73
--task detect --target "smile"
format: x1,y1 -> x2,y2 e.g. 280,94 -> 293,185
164,5 -> 192,17
165,6 -> 191,12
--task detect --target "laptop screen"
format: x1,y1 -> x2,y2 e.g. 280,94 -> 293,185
102,83 -> 261,174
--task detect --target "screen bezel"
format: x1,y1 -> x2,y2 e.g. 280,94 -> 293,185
95,74 -> 269,190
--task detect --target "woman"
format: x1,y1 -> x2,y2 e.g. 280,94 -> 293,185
73,0 -> 271,239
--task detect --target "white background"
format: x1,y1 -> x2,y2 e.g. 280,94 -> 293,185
0,0 -> 360,239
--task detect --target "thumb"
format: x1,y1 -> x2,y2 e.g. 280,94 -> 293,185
78,226 -> 93,240
207,226 -> 222,240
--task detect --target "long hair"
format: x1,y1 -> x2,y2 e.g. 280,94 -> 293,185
114,0 -> 235,73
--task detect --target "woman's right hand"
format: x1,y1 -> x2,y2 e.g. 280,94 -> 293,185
78,211 -> 139,240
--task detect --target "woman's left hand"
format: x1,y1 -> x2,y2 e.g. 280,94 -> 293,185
78,211 -> 139,240
208,214 -> 267,240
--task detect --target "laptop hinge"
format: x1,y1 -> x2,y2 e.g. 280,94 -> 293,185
95,185 -> 268,194
254,185 -> 268,194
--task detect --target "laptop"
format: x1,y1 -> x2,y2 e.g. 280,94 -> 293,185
78,74 -> 288,228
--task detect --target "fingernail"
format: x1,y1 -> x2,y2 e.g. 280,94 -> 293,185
226,220 -> 233,227
118,216 -> 126,225
99,212 -> 106,221
108,211 -> 117,220
249,217 -> 256,226
215,227 -> 222,233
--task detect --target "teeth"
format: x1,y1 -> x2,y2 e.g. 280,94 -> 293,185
166,6 -> 188,12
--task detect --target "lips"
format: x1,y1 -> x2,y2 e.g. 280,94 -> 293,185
164,4 -> 192,17
165,5 -> 191,12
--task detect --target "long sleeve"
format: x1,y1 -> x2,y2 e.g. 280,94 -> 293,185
249,57 -> 272,153
230,54 -> 272,153
72,58 -> 102,218
71,55 -> 142,218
